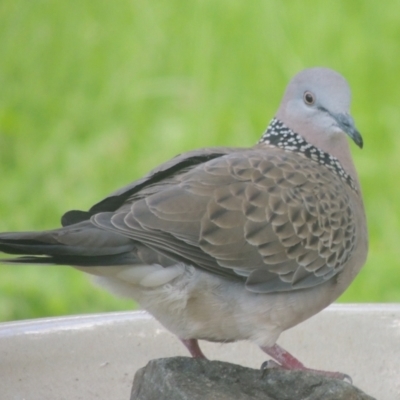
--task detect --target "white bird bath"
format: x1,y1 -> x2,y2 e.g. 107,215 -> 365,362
0,304 -> 399,399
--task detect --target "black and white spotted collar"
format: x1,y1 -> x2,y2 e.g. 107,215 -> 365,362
259,118 -> 358,193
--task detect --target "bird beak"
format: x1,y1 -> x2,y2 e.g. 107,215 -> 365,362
332,113 -> 363,149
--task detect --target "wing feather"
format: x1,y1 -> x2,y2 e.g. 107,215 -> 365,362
92,147 -> 356,293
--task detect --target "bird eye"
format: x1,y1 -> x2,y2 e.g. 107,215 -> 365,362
303,91 -> 315,105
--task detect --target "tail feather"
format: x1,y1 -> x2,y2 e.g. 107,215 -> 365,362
0,253 -> 138,266
0,221 -> 137,267
0,237 -> 71,255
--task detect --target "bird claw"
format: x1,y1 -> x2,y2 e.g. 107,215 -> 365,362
260,344 -> 352,382
342,373 -> 353,384
260,359 -> 283,377
260,359 -> 282,370
260,359 -> 352,383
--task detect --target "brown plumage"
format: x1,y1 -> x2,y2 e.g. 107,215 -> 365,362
0,67 -> 368,379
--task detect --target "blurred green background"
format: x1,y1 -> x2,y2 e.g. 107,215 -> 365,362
0,0 -> 399,322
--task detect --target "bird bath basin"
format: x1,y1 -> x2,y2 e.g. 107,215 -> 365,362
0,304 -> 399,400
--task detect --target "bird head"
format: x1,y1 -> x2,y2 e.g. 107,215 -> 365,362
276,68 -> 363,151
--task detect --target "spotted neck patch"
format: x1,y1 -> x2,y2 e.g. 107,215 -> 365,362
259,118 -> 358,192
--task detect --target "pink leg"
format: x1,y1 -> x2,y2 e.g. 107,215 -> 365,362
261,343 -> 351,382
180,338 -> 207,359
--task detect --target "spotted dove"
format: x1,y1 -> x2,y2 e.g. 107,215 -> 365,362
0,67 -> 368,379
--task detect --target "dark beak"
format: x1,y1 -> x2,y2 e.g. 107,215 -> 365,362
332,113 -> 363,149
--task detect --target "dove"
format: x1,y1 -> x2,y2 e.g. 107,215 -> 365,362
0,67 -> 368,379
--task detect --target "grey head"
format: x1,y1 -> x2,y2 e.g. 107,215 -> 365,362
274,68 -> 362,169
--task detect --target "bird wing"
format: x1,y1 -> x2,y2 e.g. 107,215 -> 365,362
92,146 -> 357,293
61,148 -> 235,226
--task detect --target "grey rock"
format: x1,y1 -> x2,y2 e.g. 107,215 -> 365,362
130,357 -> 375,400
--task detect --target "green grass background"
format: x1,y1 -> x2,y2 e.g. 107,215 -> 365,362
0,0 -> 399,321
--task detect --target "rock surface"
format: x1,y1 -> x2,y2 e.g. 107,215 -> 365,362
131,357 -> 375,400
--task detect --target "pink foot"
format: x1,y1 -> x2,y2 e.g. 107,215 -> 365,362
180,338 -> 207,359
261,343 -> 351,382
